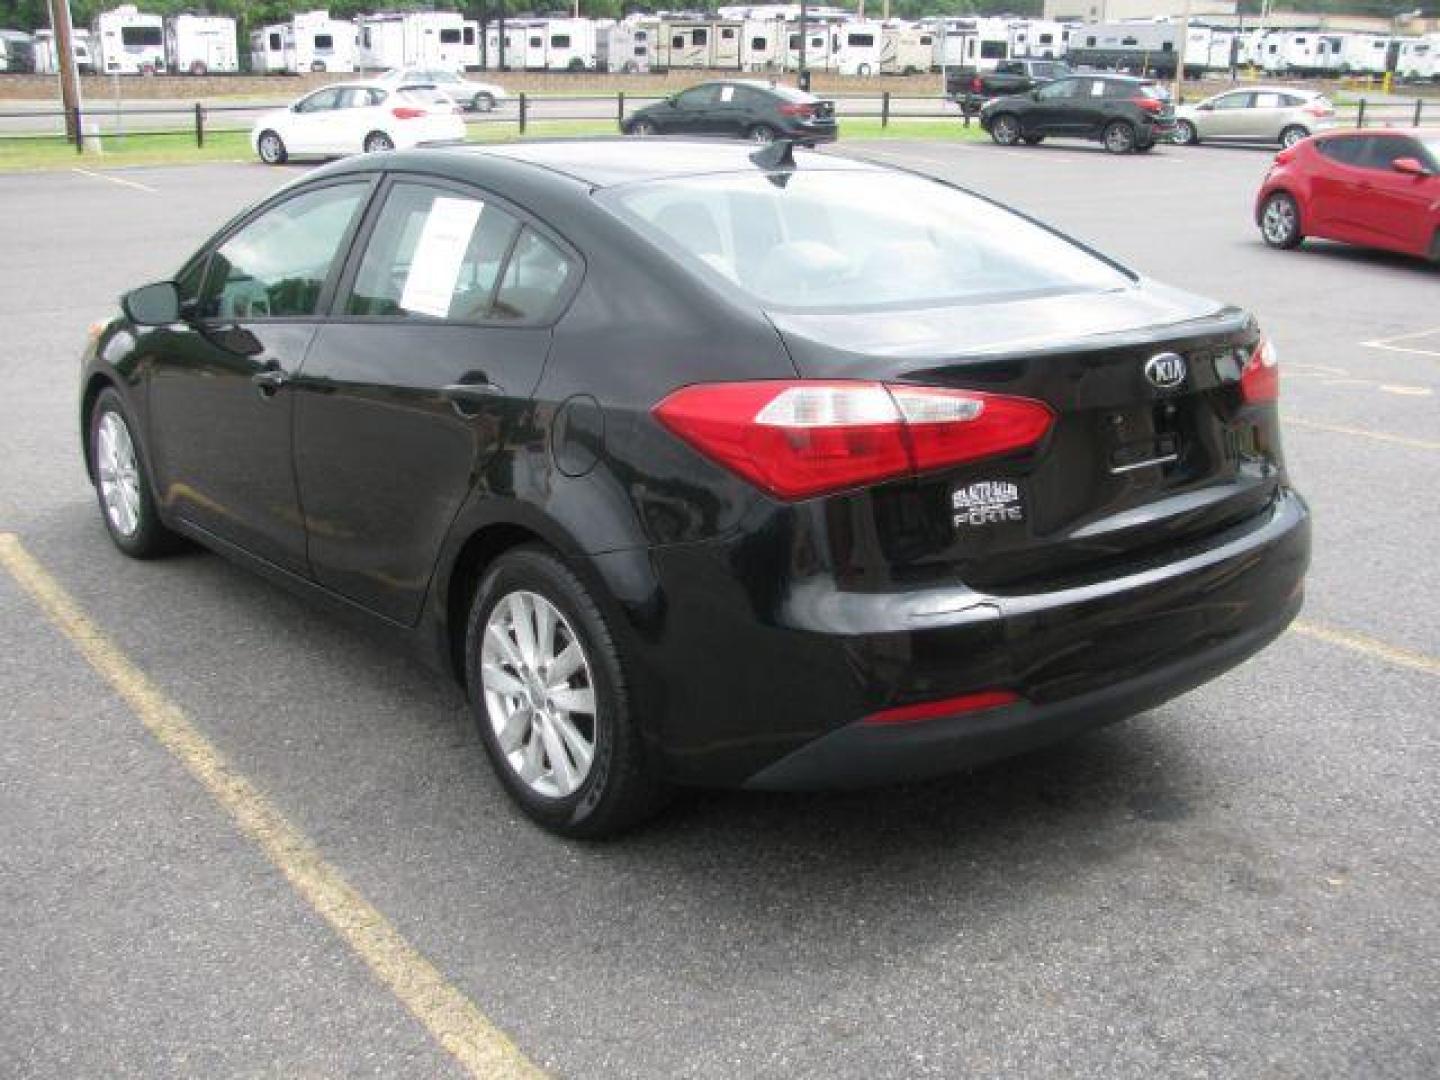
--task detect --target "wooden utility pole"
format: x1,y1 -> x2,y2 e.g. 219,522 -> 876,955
47,0 -> 83,145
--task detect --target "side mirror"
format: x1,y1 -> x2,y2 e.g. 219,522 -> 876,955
122,281 -> 181,326
1392,157 -> 1433,178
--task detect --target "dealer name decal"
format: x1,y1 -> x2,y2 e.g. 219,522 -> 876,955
952,481 -> 1024,528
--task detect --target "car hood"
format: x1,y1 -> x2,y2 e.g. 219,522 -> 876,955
766,279 -> 1236,375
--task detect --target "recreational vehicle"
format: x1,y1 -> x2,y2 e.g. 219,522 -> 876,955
931,17 -> 1010,73
1336,34 -> 1392,76
1259,32 -> 1325,76
33,28 -> 97,74
1396,35 -> 1437,81
461,21 -> 480,69
739,19 -> 786,71
1066,21 -> 1194,77
0,30 -> 35,73
357,12 -> 469,72
250,25 -> 287,73
96,6 -> 165,75
598,20 -> 652,72
537,18 -> 599,70
786,25 -> 834,72
881,24 -> 933,75
288,11 -> 354,73
832,21 -> 884,76
655,20 -> 743,69
166,14 -> 238,75
1011,20 -> 1066,60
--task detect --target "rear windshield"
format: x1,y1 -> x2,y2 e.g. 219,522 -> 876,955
396,85 -> 454,107
600,170 -> 1131,311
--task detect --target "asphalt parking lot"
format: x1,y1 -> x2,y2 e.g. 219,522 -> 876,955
1,140 -> 1436,1078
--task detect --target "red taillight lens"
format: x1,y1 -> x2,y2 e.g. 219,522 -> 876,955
864,689 -> 1023,726
653,381 -> 1054,500
778,102 -> 815,118
1240,338 -> 1279,404
1131,96 -> 1165,114
970,76 -> 983,92
1303,103 -> 1333,118
391,106 -> 426,120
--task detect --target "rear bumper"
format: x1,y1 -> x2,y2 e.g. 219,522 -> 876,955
625,487 -> 1309,789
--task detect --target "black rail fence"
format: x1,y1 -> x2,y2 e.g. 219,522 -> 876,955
0,92 -> 1432,153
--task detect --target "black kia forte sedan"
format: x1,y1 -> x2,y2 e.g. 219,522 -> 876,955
81,140 -> 1309,837
622,80 -> 837,144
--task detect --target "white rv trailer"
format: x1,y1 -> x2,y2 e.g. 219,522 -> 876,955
1202,28 -> 1237,73
881,23 -> 934,75
357,12 -> 468,72
598,20 -> 652,72
1259,32 -> 1326,75
654,20 -> 744,69
832,21 -> 885,76
284,12 -> 355,74
166,15 -> 238,74
0,30 -> 36,74
250,24 -> 286,73
930,17 -> 1010,72
786,25 -> 835,72
1396,35 -> 1437,80
538,18 -> 599,70
1010,20 -> 1066,60
461,20 -> 480,69
481,23 -> 528,70
96,6 -> 166,74
739,19 -> 786,71
1066,21 -> 1184,76
33,28 -> 98,74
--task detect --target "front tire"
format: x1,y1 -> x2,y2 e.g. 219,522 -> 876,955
465,546 -> 668,838
746,123 -> 777,144
1280,124 -> 1309,149
628,119 -> 656,137
89,389 -> 179,559
1103,120 -> 1136,154
363,131 -> 394,154
989,113 -> 1021,146
257,129 -> 287,165
1260,191 -> 1303,250
1173,119 -> 1198,146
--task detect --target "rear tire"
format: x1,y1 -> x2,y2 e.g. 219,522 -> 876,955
1173,119 -> 1198,146
746,123 -> 777,144
1103,120 -> 1136,154
88,389 -> 180,559
257,129 -> 287,165
363,131 -> 394,154
1280,125 -> 1308,149
465,546 -> 669,838
472,91 -> 495,113
1260,191 -> 1303,250
990,113 -> 1021,146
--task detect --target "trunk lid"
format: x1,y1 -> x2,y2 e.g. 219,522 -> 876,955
768,283 -> 1283,591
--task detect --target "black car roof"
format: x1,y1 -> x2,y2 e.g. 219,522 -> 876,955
439,138 -> 876,188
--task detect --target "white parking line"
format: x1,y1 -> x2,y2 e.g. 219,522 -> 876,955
71,167 -> 157,193
1361,327 -> 1440,359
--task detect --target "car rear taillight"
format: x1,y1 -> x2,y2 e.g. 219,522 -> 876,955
1240,338 -> 1279,404
1131,96 -> 1165,115
392,106 -> 427,120
863,689 -> 1023,726
971,76 -> 983,92
653,381 -> 1054,500
1303,102 -> 1333,118
778,102 -> 815,118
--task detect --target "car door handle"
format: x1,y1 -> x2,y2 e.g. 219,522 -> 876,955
252,368 -> 290,395
441,380 -> 504,416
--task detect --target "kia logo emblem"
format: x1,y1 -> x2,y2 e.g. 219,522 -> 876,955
1144,352 -> 1187,391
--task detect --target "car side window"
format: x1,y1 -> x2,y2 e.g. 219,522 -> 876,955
296,88 -> 341,113
345,182 -> 521,322
676,86 -> 716,109
1211,92 -> 1251,110
338,87 -> 382,109
1355,135 -> 1411,171
1316,137 -> 1364,166
1253,92 -> 1284,109
1036,79 -> 1078,101
492,228 -> 573,323
201,183 -> 367,321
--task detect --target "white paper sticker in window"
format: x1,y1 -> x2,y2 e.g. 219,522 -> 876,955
720,85 -> 735,102
399,196 -> 483,318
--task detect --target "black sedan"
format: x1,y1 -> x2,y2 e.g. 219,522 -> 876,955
81,141 -> 1309,836
622,80 -> 836,144
981,73 -> 1176,153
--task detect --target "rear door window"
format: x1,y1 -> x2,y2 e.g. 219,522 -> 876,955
344,182 -> 520,322
492,229 -> 576,322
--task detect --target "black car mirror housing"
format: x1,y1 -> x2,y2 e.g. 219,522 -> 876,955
122,281 -> 182,326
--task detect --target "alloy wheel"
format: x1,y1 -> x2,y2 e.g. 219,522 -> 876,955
1174,120 -> 1196,146
96,411 -> 142,539
258,132 -> 283,163
1104,121 -> 1135,154
481,590 -> 597,800
748,124 -> 776,144
1261,195 -> 1299,247
1280,126 -> 1307,149
992,115 -> 1020,145
364,132 -> 394,153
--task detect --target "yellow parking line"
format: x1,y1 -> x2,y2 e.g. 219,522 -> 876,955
1292,618 -> 1440,677
0,532 -> 546,1080
1286,417 -> 1440,452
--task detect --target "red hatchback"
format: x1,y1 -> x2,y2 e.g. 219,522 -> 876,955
1255,128 -> 1440,263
